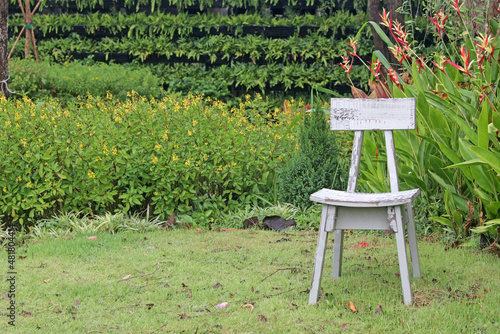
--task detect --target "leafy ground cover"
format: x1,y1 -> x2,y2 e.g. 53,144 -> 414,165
1,228 -> 498,333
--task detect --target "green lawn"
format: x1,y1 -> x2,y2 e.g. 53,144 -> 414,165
1,229 -> 499,333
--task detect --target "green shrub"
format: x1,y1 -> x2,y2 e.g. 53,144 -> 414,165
9,59 -> 164,101
0,93 -> 301,228
278,107 -> 346,208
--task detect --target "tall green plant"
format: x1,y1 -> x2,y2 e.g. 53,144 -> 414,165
340,2 -> 500,247
278,105 -> 346,208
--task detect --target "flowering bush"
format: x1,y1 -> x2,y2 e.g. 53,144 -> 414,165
0,93 -> 301,228
340,1 -> 500,246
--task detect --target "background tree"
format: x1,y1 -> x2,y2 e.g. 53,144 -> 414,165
0,0 -> 8,98
368,0 -> 403,71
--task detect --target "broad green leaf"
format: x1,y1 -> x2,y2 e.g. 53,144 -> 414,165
447,159 -> 486,168
430,216 -> 455,229
478,101 -> 490,149
368,21 -> 394,47
373,50 -> 391,71
470,146 -> 500,175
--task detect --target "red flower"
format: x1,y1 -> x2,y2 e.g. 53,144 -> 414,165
340,56 -> 353,75
429,9 -> 449,37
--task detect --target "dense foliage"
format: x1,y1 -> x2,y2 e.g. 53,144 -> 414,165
341,3 -> 500,246
7,10 -> 372,97
9,59 -> 164,100
279,107 -> 346,207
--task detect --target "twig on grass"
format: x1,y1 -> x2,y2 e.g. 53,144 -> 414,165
263,287 -> 297,298
120,261 -> 173,281
260,267 -> 301,282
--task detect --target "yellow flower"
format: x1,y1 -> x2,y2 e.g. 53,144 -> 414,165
185,160 -> 190,166
172,155 -> 179,162
192,120 -> 198,126
103,145 -> 109,155
152,155 -> 159,164
26,182 -> 32,187
155,142 -> 162,151
88,171 -> 96,179
188,130 -> 193,136
3,187 -> 6,192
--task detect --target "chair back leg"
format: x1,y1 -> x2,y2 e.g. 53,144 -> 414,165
332,230 -> 344,279
394,205 -> 412,305
406,203 -> 421,277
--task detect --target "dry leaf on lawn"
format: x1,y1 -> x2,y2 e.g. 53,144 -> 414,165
349,301 -> 357,313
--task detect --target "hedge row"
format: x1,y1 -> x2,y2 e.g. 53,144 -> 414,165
0,93 -> 303,227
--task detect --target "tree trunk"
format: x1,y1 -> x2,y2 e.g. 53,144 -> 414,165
0,0 -> 9,99
386,0 -> 403,29
465,0 -> 499,34
368,0 -> 388,59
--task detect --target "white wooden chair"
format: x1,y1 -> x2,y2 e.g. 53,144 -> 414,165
308,98 -> 421,306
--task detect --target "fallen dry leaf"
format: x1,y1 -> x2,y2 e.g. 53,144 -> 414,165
43,278 -> 52,283
88,236 -> 98,241
257,314 -> 268,323
2,294 -> 9,300
241,303 -> 254,314
121,274 -> 132,280
349,301 -> 357,313
374,304 -> 383,316
162,212 -> 175,229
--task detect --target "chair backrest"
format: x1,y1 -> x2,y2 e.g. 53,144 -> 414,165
330,98 -> 416,193
330,98 -> 416,131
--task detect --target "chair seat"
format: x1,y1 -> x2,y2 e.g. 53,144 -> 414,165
310,188 -> 420,207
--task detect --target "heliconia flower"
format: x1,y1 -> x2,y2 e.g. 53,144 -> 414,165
432,54 -> 448,73
389,45 -> 407,64
387,67 -> 401,87
340,56 -> 353,75
475,33 -> 495,55
392,21 -> 409,47
415,55 -> 426,73
450,0 -> 463,18
445,59 -> 469,76
458,45 -> 471,75
379,8 -> 392,28
347,37 -> 358,56
368,59 -> 382,79
429,9 -> 449,37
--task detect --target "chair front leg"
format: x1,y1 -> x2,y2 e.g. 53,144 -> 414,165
309,205 -> 330,304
